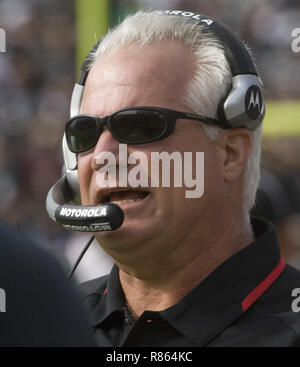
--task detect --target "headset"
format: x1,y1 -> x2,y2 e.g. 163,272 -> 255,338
46,9 -> 265,235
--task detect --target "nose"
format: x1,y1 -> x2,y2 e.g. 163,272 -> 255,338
91,128 -> 121,171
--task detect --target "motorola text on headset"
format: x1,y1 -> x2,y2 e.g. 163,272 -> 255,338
46,9 -> 265,234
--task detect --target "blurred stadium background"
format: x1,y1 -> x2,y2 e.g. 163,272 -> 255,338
0,0 -> 299,281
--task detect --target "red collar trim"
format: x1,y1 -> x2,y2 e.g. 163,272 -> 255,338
242,257 -> 286,312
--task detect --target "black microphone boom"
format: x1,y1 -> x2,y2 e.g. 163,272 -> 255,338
55,203 -> 124,232
46,175 -> 124,232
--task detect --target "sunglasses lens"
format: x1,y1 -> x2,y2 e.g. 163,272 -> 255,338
111,110 -> 167,143
65,109 -> 169,151
66,117 -> 98,153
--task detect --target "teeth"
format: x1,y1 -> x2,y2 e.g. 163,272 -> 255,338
110,198 -> 143,205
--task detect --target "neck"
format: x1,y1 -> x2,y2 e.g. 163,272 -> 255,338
118,215 -> 254,320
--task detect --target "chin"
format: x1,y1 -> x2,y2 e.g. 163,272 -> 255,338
94,217 -> 160,253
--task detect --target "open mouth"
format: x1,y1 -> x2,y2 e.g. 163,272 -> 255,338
99,189 -> 150,206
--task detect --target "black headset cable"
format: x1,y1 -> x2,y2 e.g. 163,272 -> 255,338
68,235 -> 94,279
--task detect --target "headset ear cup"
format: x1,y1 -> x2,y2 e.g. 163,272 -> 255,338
220,75 -> 264,130
217,96 -> 229,127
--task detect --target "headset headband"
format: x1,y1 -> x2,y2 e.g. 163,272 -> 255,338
160,10 -> 258,77
78,10 -> 258,86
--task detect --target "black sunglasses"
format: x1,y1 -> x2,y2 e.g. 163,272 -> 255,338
65,106 -> 226,153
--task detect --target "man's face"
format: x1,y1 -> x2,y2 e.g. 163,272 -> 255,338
78,42 -> 226,261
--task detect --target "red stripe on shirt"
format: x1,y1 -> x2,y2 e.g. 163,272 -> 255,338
242,257 -> 286,312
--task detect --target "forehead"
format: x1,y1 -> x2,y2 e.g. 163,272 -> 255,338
81,41 -> 196,115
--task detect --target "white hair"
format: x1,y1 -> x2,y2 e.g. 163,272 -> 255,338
87,11 -> 262,212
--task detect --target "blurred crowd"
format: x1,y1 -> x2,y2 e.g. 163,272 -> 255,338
0,0 -> 299,277
0,0 -> 74,252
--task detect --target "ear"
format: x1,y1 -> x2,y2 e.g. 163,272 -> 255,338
218,128 -> 252,183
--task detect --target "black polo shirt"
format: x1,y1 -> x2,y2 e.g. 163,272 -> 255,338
79,218 -> 300,347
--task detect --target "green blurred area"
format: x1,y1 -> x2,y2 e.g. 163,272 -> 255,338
75,0 -> 137,76
75,0 -> 109,77
263,101 -> 300,136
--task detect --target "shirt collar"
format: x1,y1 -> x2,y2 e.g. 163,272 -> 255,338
87,265 -> 126,326
88,218 -> 285,346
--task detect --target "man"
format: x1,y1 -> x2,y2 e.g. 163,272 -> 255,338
0,220 -> 96,347
55,10 -> 300,346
